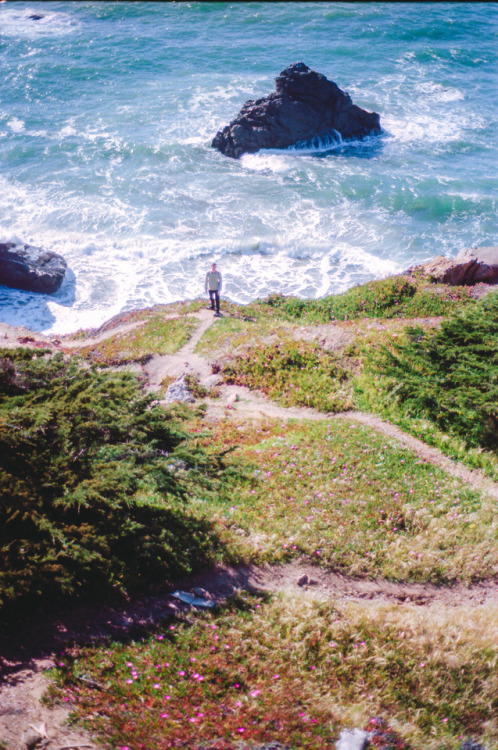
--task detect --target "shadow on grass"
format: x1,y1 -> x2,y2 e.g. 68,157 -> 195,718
0,507 -> 235,679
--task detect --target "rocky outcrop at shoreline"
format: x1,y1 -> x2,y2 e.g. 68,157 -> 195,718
212,62 -> 381,159
0,241 -> 67,294
411,246 -> 498,286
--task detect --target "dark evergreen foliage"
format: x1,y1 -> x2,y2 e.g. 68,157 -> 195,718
362,292 -> 498,450
0,351 -> 224,615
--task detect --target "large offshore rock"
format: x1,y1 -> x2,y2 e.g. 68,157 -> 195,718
0,241 -> 67,294
212,62 -> 381,158
414,247 -> 498,285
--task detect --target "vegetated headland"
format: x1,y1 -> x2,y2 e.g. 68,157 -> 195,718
0,270 -> 497,750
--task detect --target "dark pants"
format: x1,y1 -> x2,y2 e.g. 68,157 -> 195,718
209,290 -> 220,313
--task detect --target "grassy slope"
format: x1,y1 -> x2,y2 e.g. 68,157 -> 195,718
188,418 -> 496,583
50,594 -> 497,750
7,276 -> 497,749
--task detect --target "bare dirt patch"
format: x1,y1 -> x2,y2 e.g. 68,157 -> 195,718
0,323 -> 56,351
202,384 -> 328,421
146,309 -> 220,393
0,663 -> 98,750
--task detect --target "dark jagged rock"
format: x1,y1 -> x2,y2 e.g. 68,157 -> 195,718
28,14 -> 45,20
212,62 -> 381,158
0,241 -> 67,294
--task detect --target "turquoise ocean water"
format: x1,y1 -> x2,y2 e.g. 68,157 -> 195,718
1,1 -> 497,333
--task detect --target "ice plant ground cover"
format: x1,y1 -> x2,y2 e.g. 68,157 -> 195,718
186,418 -> 496,583
49,592 -> 497,750
197,285 -> 497,478
2,274 -> 497,749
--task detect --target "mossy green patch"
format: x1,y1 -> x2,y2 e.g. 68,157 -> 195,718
256,275 -> 475,323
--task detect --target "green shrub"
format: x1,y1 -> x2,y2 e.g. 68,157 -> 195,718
222,340 -> 353,412
0,351 -> 226,616
358,292 -> 498,451
263,276 -> 474,323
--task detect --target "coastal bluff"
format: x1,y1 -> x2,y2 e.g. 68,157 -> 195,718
212,62 -> 381,158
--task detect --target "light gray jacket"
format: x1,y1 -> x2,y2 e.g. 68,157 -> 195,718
205,270 -> 222,292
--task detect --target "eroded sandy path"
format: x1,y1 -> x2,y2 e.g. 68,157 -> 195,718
145,309 -> 219,391
335,411 -> 498,501
1,311 -> 497,500
61,319 -> 146,348
2,308 -> 497,749
0,663 -> 99,750
202,386 -> 498,500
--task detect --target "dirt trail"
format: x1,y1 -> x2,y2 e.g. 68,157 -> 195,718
204,383 -> 329,421
61,319 -> 146,348
2,311 -> 496,500
1,311 -> 498,749
201,389 -> 498,501
0,663 -> 99,750
145,309 -> 219,391
337,411 -> 498,500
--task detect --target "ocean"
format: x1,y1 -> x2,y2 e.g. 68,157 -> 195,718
1,1 -> 497,334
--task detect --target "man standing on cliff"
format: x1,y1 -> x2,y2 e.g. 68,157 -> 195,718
205,262 -> 222,317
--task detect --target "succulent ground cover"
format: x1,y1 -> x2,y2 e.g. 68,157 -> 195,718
222,340 -> 354,412
49,592 -> 497,750
187,418 -> 496,583
209,286 -> 497,478
2,275 -> 497,750
255,274 -> 476,323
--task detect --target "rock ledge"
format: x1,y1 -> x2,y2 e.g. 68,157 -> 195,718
411,247 -> 498,286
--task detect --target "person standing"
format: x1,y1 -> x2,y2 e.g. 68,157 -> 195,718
205,262 -> 222,316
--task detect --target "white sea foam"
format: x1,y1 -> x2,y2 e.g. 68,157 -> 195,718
415,81 -> 464,102
383,113 -> 461,146
240,152 -> 295,174
7,117 -> 25,132
0,3 -> 495,334
0,7 -> 79,37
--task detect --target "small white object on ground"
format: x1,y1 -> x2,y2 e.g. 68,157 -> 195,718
336,728 -> 370,750
171,590 -> 216,608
